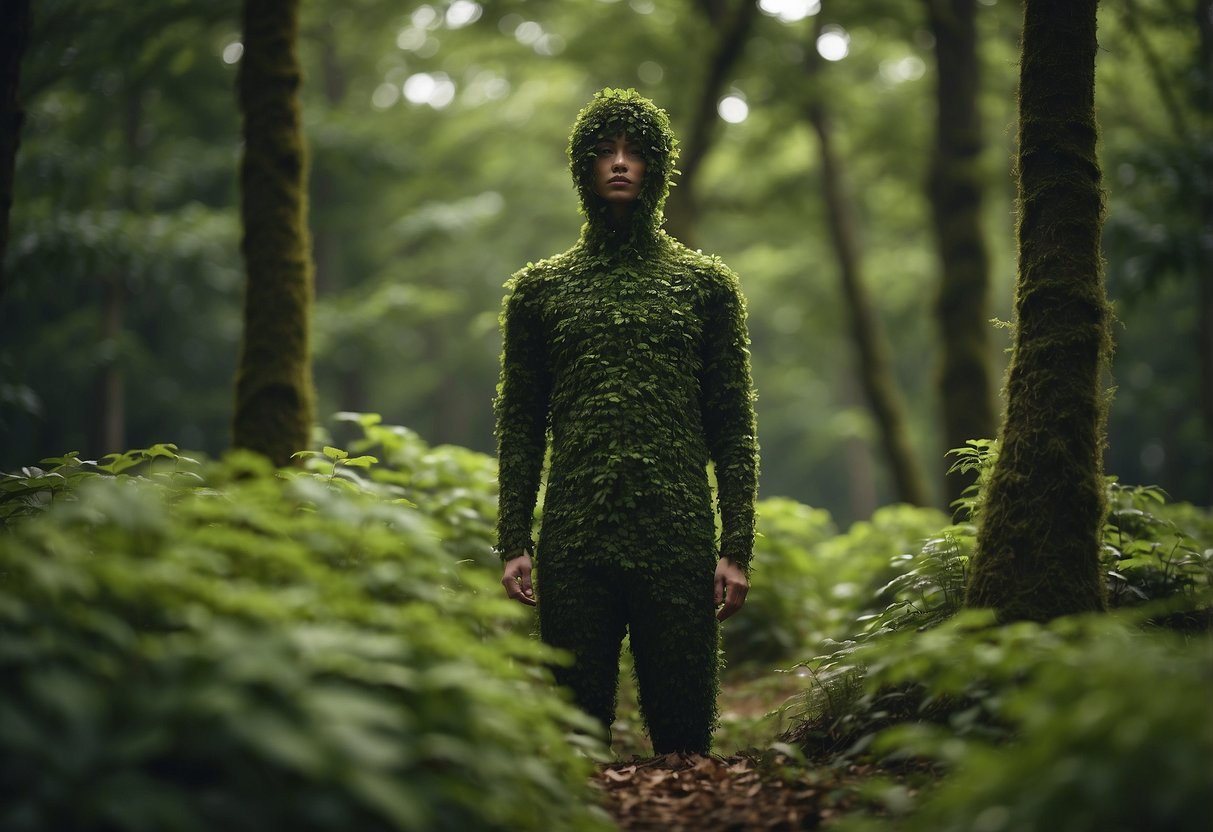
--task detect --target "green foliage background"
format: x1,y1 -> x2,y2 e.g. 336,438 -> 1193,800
2,4 -> 1210,825
2,0 -> 1208,519
2,423 -> 1209,828
0,438 -> 612,831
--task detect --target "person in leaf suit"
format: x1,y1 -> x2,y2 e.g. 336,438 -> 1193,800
494,88 -> 758,755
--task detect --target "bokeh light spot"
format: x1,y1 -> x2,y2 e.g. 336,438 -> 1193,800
403,72 -> 457,109
222,42 -> 243,64
535,33 -> 566,56
396,26 -> 426,51
372,82 -> 401,109
498,13 -> 522,35
446,1 -> 482,29
816,25 -> 850,61
879,55 -> 925,83
637,61 -> 664,85
514,21 -> 543,45
758,0 -> 820,23
411,5 -> 439,29
718,95 -> 749,124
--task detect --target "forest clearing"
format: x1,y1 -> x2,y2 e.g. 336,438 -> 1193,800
2,0 -> 1211,829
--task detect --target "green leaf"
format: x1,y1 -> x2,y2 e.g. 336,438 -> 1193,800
340,456 -> 378,469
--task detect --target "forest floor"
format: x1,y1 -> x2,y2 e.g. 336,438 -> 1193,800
592,669 -> 931,830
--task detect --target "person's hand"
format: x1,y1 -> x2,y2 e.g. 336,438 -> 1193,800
501,553 -> 536,606
714,557 -> 748,621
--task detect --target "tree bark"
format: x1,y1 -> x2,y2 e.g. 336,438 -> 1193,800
967,0 -> 1109,620
841,374 -> 879,522
925,0 -> 996,508
664,0 -> 757,247
1196,0 -> 1213,505
0,0 -> 32,304
100,273 -> 126,453
804,33 -> 934,508
232,0 -> 315,466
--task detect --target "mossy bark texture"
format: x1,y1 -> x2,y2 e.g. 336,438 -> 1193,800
967,0 -> 1109,621
232,0 -> 315,467
925,0 -> 996,506
495,90 -> 759,753
0,0 -> 31,304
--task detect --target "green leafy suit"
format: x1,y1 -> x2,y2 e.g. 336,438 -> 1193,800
495,89 -> 758,753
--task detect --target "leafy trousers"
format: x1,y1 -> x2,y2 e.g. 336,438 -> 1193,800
536,552 -> 720,754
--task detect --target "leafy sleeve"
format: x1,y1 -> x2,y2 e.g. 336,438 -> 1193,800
494,276 -> 552,560
699,267 -> 759,571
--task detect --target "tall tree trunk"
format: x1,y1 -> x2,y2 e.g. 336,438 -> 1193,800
841,373 -> 879,522
232,0 -> 315,466
804,32 -> 934,508
664,0 -> 757,247
91,84 -> 147,456
925,0 -> 996,507
0,0 -> 32,304
100,273 -> 125,452
1196,0 -> 1213,505
967,0 -> 1109,620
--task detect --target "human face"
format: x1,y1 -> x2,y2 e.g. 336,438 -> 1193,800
592,134 -> 646,206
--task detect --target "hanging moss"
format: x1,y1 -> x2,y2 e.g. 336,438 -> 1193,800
494,89 -> 759,753
231,0 -> 315,467
967,0 -> 1110,621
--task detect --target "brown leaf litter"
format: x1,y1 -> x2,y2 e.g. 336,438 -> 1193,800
592,751 -> 852,831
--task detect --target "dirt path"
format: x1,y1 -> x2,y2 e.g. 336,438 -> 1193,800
592,751 -> 850,831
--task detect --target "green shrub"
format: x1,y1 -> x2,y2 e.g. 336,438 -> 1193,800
727,500 -> 952,668
0,449 -> 611,832
783,444 -> 1212,767
724,498 -> 837,665
849,613 -> 1213,832
815,504 -> 958,634
1103,481 -> 1212,613
324,412 -> 504,569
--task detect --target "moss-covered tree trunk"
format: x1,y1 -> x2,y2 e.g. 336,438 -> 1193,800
804,31 -> 933,508
663,0 -> 757,247
925,0 -> 996,507
232,0 -> 315,466
967,0 -> 1109,620
0,0 -> 32,304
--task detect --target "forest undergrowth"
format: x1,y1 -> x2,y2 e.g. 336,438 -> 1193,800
1,420 -> 1210,831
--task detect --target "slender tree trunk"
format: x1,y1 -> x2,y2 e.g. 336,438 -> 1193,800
967,0 -> 1109,620
232,0 -> 315,466
91,85 -> 148,456
100,273 -> 125,452
925,0 -> 996,507
664,0 -> 757,247
1196,0 -> 1213,505
804,33 -> 933,508
0,0 -> 32,304
841,373 -> 879,522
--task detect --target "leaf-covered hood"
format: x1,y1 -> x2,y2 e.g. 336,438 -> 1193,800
567,88 -> 680,252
